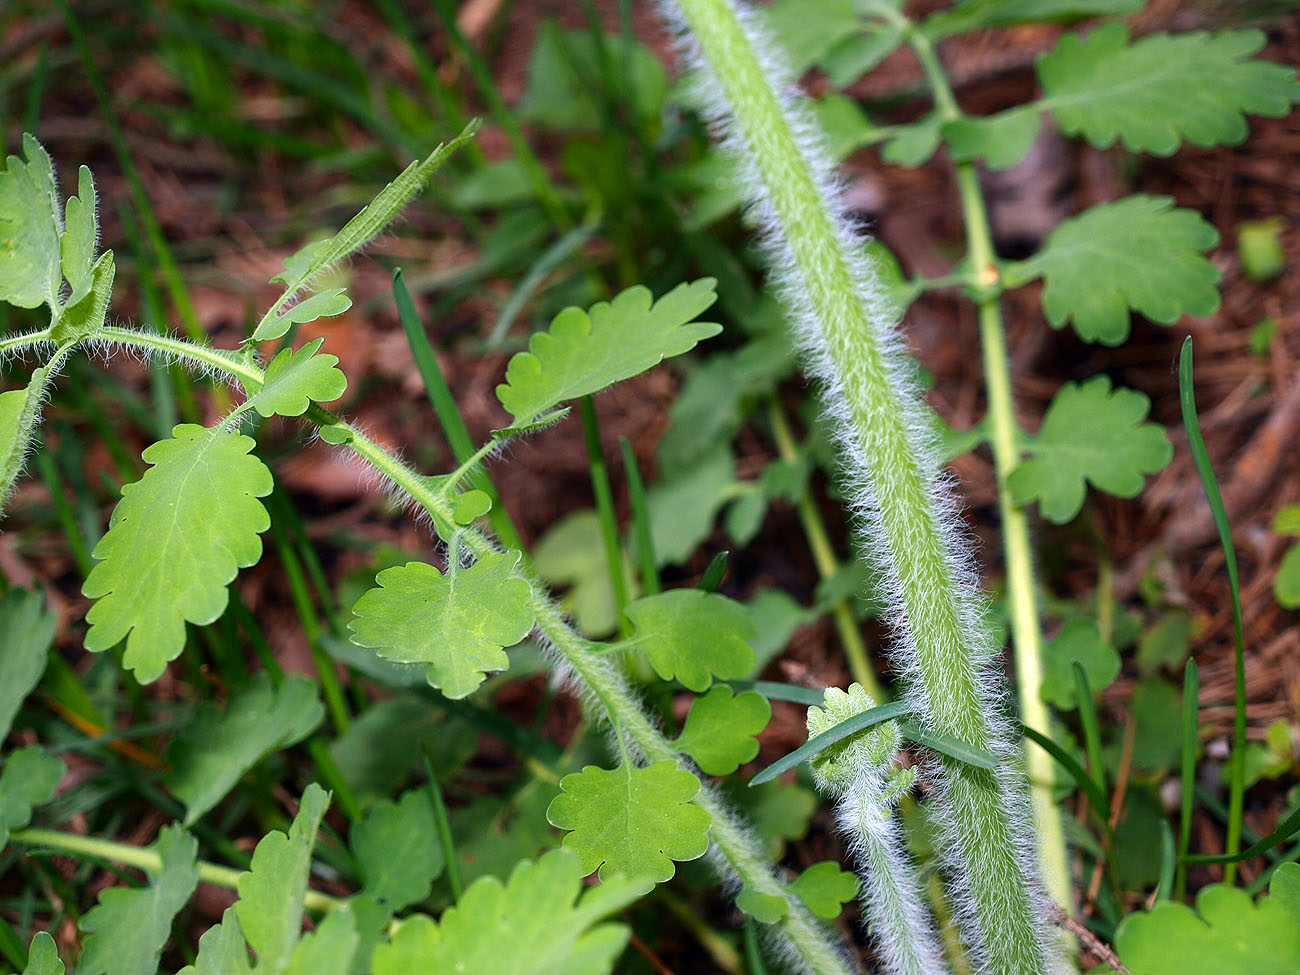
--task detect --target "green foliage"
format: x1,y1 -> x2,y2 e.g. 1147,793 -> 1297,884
0,588 -> 54,739
178,909 -> 250,975
533,510 -> 633,637
0,135 -> 63,312
1041,619 -> 1119,710
1008,376 -> 1172,524
370,850 -> 641,975
674,684 -> 771,775
623,589 -> 756,692
260,290 -> 352,346
1237,217 -> 1286,282
1273,506 -> 1300,609
348,552 -> 535,698
248,338 -> 348,418
1136,611 -> 1194,676
0,364 -> 57,514
646,444 -> 742,566
351,788 -> 445,911
792,861 -> 859,920
495,280 -> 720,429
0,747 -> 63,846
1007,195 -> 1221,345
78,826 -> 199,975
235,783 -> 330,974
166,673 -> 324,824
82,425 -> 274,682
1038,24 -> 1300,155
284,908 -> 357,975
921,0 -> 1141,40
22,933 -> 64,975
1115,881 -> 1300,974
546,761 -> 711,884
1127,679 -> 1183,774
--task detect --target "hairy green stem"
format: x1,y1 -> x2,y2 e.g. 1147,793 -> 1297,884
661,2 -> 1053,971
12,828 -> 343,913
92,324 -> 853,975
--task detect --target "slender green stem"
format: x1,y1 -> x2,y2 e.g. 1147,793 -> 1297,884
766,400 -> 883,701
580,396 -> 631,631
1177,659 -> 1199,899
11,828 -> 344,913
896,7 -> 1073,925
92,323 -> 854,975
620,436 -> 660,595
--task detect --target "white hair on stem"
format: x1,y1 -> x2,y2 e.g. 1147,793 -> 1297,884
656,1 -> 1059,972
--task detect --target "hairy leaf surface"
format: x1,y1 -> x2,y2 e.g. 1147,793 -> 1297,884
674,685 -> 771,775
0,134 -> 61,311
167,674 -> 323,825
248,338 -> 347,417
82,425 -> 274,682
496,280 -> 720,428
0,366 -> 55,514
624,589 -> 755,691
348,552 -> 534,698
546,762 -> 711,884
1038,24 -> 1300,155
1008,376 -> 1171,523
351,788 -> 444,910
79,826 -> 199,975
0,747 -> 63,845
371,850 -> 641,975
59,166 -> 98,304
235,783 -> 329,975
1008,195 -> 1220,345
0,588 -> 54,739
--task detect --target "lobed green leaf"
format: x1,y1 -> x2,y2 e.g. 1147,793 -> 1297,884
1040,619 -> 1119,710
623,588 -> 755,692
0,134 -> 61,312
348,551 -> 535,699
166,673 -> 324,825
78,826 -> 199,975
1007,376 -> 1172,524
284,908 -> 357,975
177,909 -> 251,975
674,684 -> 771,775
0,747 -> 63,846
248,337 -> 348,417
546,762 -> 711,885
257,288 -> 352,344
22,933 -> 64,975
0,588 -> 54,740
495,280 -> 720,429
351,788 -> 445,911
1038,23 -> 1300,156
792,861 -> 859,920
82,424 -> 274,683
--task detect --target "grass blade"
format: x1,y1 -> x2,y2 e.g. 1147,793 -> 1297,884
1176,658 -> 1199,898
621,436 -> 660,595
750,701 -> 909,785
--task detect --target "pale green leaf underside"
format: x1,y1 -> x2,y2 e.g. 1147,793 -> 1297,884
178,909 -> 252,975
1010,194 -> 1220,345
546,761 -> 711,884
1008,376 -> 1171,523
249,337 -> 348,417
78,826 -> 199,975
0,746 -> 64,846
624,589 -> 755,692
236,783 -> 330,975
792,861 -> 860,920
1039,24 -> 1300,155
0,134 -> 61,311
675,685 -> 771,775
22,933 -> 65,975
351,788 -> 445,910
371,850 -> 642,975
82,425 -> 274,683
258,288 -> 352,344
348,551 -> 535,699
496,279 -> 720,427
0,587 -> 54,740
166,673 -> 324,825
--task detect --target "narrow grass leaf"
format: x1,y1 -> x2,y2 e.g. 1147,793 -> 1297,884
750,703 -> 909,786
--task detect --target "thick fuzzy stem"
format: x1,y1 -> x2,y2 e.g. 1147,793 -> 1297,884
660,1 -> 1054,972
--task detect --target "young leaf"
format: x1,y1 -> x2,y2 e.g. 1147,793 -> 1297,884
350,788 -> 445,911
623,589 -> 756,692
0,588 -> 54,740
942,106 -> 1043,170
235,783 -> 330,975
284,908 -> 357,975
177,908 -> 251,975
82,425 -> 274,683
59,166 -> 98,304
0,134 -> 61,312
248,338 -> 348,417
370,850 -> 642,975
674,685 -> 771,775
792,861 -> 859,920
1040,619 -> 1119,710
348,551 -> 535,699
257,289 -> 352,344
1038,24 -> 1300,155
53,249 -> 115,342
78,825 -> 199,975
166,673 -> 324,825
495,280 -> 720,428
1006,195 -> 1220,345
0,365 -> 56,515
736,886 -> 787,923
646,443 -> 740,567
1115,882 -> 1300,975
546,762 -> 712,884
1007,376 -> 1172,524
22,932 -> 64,975
0,747 -> 63,845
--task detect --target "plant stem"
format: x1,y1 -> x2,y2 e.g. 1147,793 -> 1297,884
894,9 -> 1073,926
580,396 -> 632,631
11,828 -> 343,913
662,2 -> 1052,970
